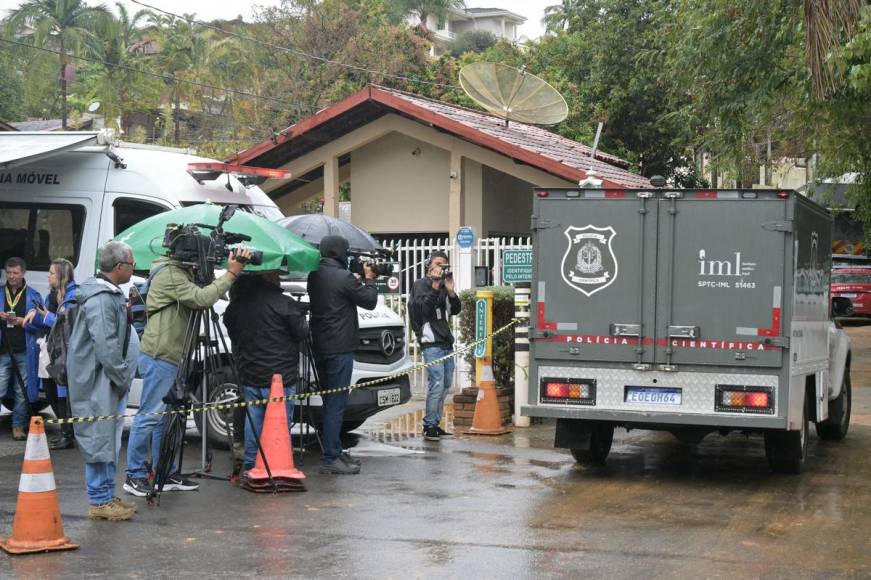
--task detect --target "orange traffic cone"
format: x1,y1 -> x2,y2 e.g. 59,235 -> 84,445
0,417 -> 79,555
243,374 -> 305,493
469,359 -> 511,435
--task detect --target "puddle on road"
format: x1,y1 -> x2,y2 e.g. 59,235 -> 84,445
361,403 -> 455,442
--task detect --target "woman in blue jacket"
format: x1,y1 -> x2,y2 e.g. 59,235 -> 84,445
26,259 -> 77,449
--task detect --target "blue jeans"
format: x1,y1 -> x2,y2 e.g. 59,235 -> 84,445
85,393 -> 128,505
243,384 -> 296,470
126,354 -> 177,479
315,352 -> 354,465
423,346 -> 454,429
0,352 -> 29,428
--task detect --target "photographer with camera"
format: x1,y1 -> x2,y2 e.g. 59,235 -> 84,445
224,271 -> 308,475
308,235 -> 377,475
123,247 -> 252,498
409,251 -> 461,442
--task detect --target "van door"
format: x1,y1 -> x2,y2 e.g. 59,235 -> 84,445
653,193 -> 787,368
532,191 -> 658,364
98,194 -> 173,252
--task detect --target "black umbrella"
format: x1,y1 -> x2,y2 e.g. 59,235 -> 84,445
278,214 -> 386,254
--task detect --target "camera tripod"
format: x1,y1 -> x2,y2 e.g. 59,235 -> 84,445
148,305 -> 283,500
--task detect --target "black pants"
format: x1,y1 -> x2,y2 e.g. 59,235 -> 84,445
43,379 -> 73,438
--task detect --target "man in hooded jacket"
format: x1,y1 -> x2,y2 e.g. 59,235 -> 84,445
307,235 -> 376,474
67,242 -> 140,520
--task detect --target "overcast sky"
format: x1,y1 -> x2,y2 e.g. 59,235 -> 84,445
0,0 -> 547,39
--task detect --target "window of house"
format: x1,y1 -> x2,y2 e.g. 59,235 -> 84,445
114,198 -> 170,236
0,203 -> 86,269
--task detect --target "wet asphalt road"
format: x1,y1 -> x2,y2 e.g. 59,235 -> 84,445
1,326 -> 871,578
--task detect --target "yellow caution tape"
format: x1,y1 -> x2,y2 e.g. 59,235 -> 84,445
46,319 -> 520,425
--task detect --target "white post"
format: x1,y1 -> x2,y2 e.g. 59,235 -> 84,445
513,283 -> 531,427
455,230 -> 474,389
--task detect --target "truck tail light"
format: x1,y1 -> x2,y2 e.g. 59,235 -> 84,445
715,385 -> 774,414
541,378 -> 596,406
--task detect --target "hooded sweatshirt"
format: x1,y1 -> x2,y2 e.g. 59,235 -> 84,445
307,235 -> 378,354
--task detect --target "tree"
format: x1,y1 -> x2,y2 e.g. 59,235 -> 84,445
542,0 -> 579,35
0,38 -> 25,121
804,0 -> 865,99
395,0 -> 465,35
5,0 -> 111,129
447,29 -> 496,57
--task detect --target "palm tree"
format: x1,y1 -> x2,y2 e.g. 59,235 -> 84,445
5,0 -> 111,129
89,2 -> 153,131
803,0 -> 864,98
398,0 -> 466,36
542,0 -> 579,35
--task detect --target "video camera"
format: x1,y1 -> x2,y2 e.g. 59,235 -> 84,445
162,205 -> 263,284
348,249 -> 395,278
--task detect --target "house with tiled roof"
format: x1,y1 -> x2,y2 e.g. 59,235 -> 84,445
231,84 -> 649,237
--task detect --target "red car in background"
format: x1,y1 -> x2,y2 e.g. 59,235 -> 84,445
831,268 -> 871,316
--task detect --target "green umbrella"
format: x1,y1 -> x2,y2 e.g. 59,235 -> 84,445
113,203 -> 321,272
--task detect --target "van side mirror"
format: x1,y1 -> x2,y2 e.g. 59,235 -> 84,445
831,296 -> 854,318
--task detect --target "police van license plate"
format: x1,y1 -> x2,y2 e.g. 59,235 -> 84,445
625,387 -> 682,405
377,387 -> 401,407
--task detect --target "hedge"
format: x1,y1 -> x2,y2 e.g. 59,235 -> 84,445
457,286 -> 516,389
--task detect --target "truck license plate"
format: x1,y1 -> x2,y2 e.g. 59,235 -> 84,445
842,293 -> 858,298
377,387 -> 401,407
625,387 -> 682,405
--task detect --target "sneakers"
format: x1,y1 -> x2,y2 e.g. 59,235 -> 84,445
340,452 -> 361,467
423,426 -> 440,441
319,459 -> 360,475
436,427 -> 453,438
11,427 -> 26,441
123,476 -> 153,497
113,496 -> 138,512
162,473 -> 200,492
89,500 -> 135,521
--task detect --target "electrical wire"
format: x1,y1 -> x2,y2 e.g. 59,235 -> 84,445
129,0 -> 458,89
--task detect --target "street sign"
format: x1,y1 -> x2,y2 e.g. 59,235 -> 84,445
474,298 -> 487,358
502,248 -> 533,284
375,262 -> 401,294
456,226 -> 476,249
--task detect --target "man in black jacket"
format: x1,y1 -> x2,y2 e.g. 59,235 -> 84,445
308,236 -> 377,474
410,251 -> 461,441
224,271 -> 308,473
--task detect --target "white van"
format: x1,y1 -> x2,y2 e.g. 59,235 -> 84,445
0,131 -> 412,445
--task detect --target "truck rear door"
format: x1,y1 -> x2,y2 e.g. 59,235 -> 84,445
654,191 -> 787,368
532,190 -> 658,365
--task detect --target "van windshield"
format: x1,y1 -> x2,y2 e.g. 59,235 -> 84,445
0,202 -> 86,269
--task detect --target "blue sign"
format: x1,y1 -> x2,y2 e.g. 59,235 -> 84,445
474,299 -> 487,358
456,226 -> 476,249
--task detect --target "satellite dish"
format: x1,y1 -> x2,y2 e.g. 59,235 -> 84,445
87,101 -> 101,113
459,62 -> 568,126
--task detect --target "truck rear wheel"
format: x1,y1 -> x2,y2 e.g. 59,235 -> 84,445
570,424 -> 614,465
815,372 -> 851,440
764,404 -> 808,474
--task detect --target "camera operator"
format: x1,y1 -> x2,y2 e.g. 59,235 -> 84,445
224,271 -> 308,475
307,235 -> 377,475
410,251 -> 461,441
123,247 -> 252,498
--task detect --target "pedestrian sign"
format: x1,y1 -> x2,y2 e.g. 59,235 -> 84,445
474,298 -> 487,358
502,249 -> 533,284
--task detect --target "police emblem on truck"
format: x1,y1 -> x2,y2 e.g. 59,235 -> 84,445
560,225 -> 618,296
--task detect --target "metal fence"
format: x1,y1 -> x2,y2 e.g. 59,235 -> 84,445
376,235 -> 531,389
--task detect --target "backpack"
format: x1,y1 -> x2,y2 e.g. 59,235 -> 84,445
128,264 -> 170,338
45,298 -> 87,386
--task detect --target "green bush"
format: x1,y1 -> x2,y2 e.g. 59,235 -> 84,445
458,286 -> 516,389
